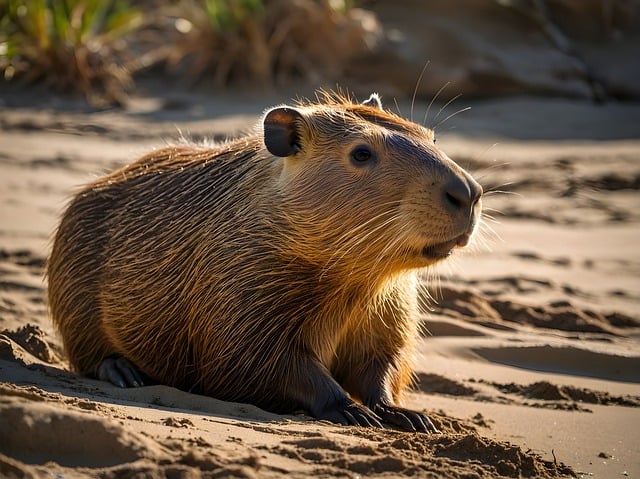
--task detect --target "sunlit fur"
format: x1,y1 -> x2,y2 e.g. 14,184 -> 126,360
47,90 -> 481,416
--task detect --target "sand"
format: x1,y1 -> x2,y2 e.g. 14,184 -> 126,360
0,85 -> 639,478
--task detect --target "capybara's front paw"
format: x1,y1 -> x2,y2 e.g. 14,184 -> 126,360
372,403 -> 439,433
316,399 -> 384,428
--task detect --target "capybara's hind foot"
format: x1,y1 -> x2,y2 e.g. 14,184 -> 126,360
372,403 -> 439,433
96,355 -> 144,388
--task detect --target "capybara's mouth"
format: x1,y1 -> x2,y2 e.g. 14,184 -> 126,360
422,233 -> 471,260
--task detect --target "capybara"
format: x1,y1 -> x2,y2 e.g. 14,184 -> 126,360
47,92 -> 482,432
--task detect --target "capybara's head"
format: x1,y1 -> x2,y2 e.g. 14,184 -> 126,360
262,92 -> 482,278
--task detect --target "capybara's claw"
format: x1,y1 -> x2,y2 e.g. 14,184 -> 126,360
318,400 -> 383,428
344,402 -> 384,428
97,355 -> 144,388
373,404 -> 439,433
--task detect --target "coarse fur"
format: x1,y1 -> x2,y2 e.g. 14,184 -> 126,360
47,90 -> 482,430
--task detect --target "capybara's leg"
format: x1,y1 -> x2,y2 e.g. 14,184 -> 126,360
337,358 -> 438,432
334,292 -> 438,432
284,355 -> 383,428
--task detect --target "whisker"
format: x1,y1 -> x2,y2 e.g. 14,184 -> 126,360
482,211 -> 504,221
483,205 -> 504,212
483,208 -> 505,218
488,190 -> 522,199
482,180 -> 516,192
475,166 -> 511,184
411,61 -> 430,122
359,217 -> 405,268
478,220 -> 503,242
476,143 -> 500,162
393,97 -> 402,117
334,226 -> 405,301
423,81 -> 450,126
483,189 -> 518,197
421,267 -> 441,307
482,217 -> 501,227
437,125 -> 461,135
330,200 -> 404,245
369,226 -> 407,274
433,106 -> 471,131
321,207 -> 403,277
416,280 -> 434,317
482,210 -> 501,218
473,233 -> 495,253
433,93 -> 463,122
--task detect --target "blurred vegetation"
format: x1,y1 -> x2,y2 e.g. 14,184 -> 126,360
162,0 -> 375,87
0,0 -> 375,106
2,0 -> 633,106
0,0 -> 148,105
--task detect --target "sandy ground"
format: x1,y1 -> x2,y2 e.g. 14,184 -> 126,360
0,85 -> 639,478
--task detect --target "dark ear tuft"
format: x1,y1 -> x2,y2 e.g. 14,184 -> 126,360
263,107 -> 303,157
362,93 -> 382,110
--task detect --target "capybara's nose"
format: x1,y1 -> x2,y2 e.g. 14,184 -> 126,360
442,174 -> 482,215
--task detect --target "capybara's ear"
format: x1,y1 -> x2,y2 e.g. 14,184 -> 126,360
362,93 -> 382,110
263,107 -> 304,157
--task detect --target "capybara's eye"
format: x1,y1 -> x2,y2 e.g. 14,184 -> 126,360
350,146 -> 375,165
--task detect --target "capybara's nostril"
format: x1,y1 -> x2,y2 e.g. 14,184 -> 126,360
443,174 -> 483,214
443,176 -> 472,212
445,191 -> 462,209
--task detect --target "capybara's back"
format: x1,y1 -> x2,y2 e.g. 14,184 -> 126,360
48,142 -> 267,388
48,92 -> 482,431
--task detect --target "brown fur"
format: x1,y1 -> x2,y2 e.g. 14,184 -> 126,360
47,91 -> 481,428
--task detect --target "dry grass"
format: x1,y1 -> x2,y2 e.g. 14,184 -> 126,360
0,0 -> 153,106
0,0 -> 380,105
162,0 -> 380,87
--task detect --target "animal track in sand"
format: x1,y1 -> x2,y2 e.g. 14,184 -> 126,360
416,372 -> 479,397
432,284 -> 640,335
512,251 -> 571,267
414,371 -> 640,412
484,380 -> 640,407
0,249 -> 46,271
